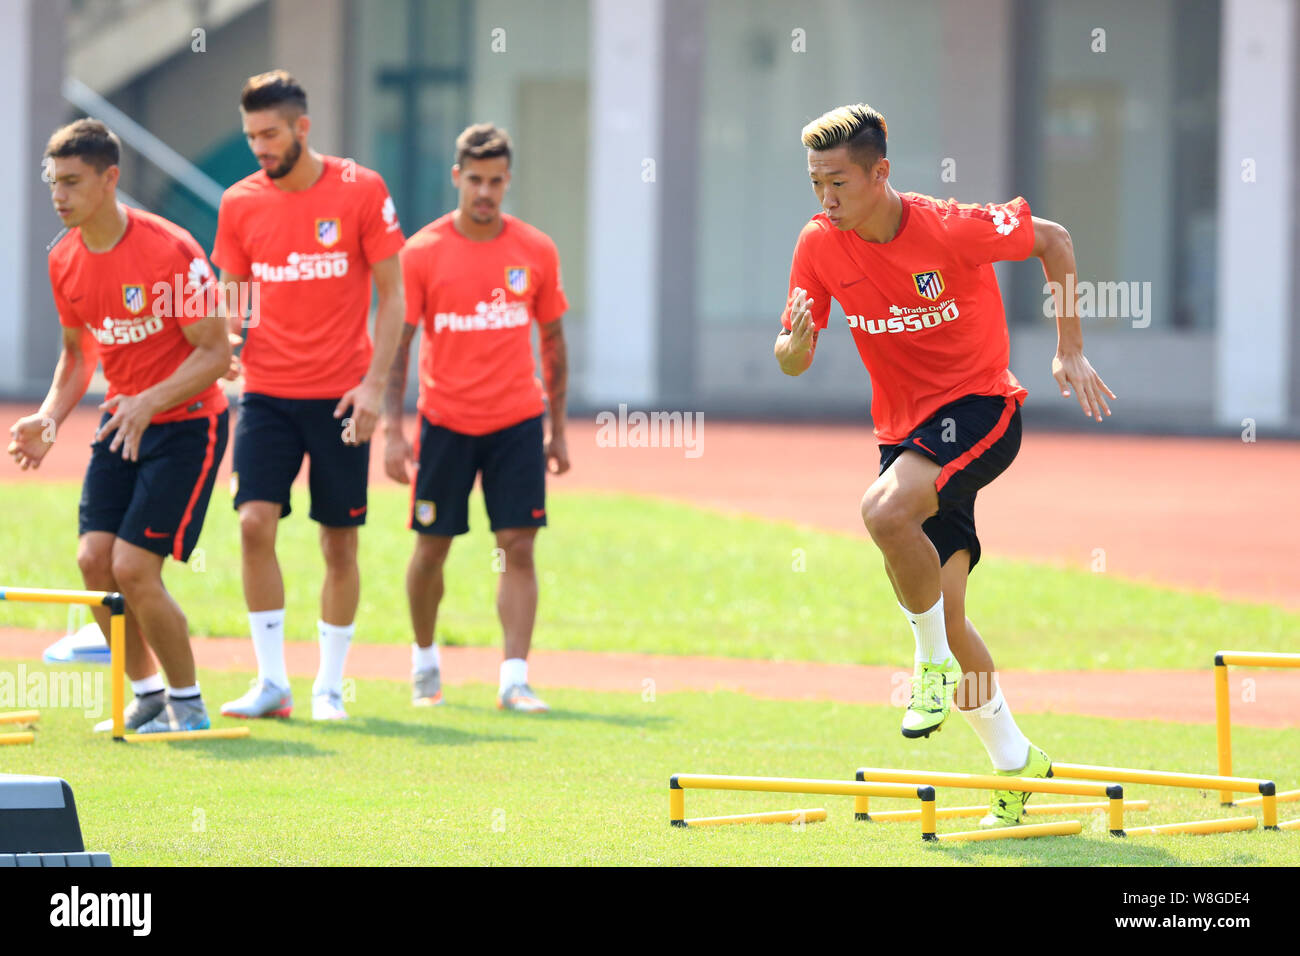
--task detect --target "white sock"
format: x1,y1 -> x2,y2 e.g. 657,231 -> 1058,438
413,643 -> 440,671
249,609 -> 289,688
314,620 -> 353,696
902,595 -> 951,664
959,686 -> 1031,771
131,674 -> 165,696
168,683 -> 200,699
499,658 -> 527,693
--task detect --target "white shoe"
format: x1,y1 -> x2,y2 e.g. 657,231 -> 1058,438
311,689 -> 348,720
220,679 -> 293,719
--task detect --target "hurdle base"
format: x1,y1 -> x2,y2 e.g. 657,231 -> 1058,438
1124,815 -> 1257,837
122,727 -> 251,743
681,808 -> 827,828
935,820 -> 1083,843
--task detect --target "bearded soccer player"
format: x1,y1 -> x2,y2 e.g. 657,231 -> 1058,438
213,71 -> 406,721
7,119 -> 231,733
384,123 -> 569,713
776,104 -> 1116,827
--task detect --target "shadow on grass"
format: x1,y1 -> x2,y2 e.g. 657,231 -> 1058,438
930,830 -> 1186,865
515,707 -> 674,729
315,715 -> 530,746
142,737 -> 333,760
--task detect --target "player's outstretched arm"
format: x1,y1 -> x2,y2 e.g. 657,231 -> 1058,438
775,286 -> 819,376
97,313 -> 231,461
1031,216 -> 1117,422
7,326 -> 98,470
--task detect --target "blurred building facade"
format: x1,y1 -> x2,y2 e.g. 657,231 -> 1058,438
2,0 -> 1296,434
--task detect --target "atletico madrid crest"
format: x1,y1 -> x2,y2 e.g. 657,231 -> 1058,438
122,284 -> 146,314
415,500 -> 436,526
912,270 -> 944,301
505,267 -> 530,295
316,218 -> 341,247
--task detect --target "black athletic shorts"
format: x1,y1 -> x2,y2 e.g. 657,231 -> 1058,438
79,408 -> 229,562
410,413 -> 547,536
231,392 -> 370,526
877,393 -> 1022,572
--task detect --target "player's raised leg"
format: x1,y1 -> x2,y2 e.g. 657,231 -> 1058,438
407,534 -> 452,706
861,450 -> 961,737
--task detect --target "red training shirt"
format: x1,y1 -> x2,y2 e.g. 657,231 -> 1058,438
782,193 -> 1035,443
48,206 -> 227,424
401,213 -> 568,436
212,155 -> 405,398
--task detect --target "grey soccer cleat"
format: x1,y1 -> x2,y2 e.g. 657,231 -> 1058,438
220,679 -> 293,719
94,690 -> 166,733
497,683 -> 549,713
136,696 -> 211,733
412,666 -> 443,706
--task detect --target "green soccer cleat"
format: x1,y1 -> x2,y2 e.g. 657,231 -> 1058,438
981,744 -> 1053,827
900,656 -> 962,738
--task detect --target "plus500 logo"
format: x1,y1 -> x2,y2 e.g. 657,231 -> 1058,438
848,302 -> 959,334
91,316 -> 164,345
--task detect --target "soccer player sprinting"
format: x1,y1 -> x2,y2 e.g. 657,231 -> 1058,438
7,120 -> 231,733
213,71 -> 406,721
776,104 -> 1116,826
383,124 -> 570,712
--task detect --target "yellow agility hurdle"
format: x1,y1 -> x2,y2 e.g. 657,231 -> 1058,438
864,799 -> 1151,823
1,586 -> 249,744
670,774 -> 942,840
1214,650 -> 1300,804
854,767 -> 1123,837
1050,762 -> 1281,831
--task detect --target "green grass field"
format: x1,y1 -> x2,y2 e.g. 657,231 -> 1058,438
0,483 -> 1295,670
1,661 -> 1296,866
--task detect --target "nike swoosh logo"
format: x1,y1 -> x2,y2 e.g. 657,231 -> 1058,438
349,506 -> 367,517
912,438 -> 936,456
839,276 -> 868,288
143,528 -> 170,539
531,508 -> 546,519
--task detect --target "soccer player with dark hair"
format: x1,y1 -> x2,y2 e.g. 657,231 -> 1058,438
383,122 -> 570,712
214,70 -> 406,721
776,103 -> 1116,826
8,119 -> 232,733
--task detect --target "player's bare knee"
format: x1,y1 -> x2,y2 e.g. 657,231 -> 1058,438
496,531 -> 536,570
109,549 -> 158,596
319,527 -> 358,569
238,507 -> 277,551
76,539 -> 114,584
860,487 -> 912,543
411,536 -> 452,573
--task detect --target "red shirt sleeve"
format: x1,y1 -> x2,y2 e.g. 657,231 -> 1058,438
360,176 -> 406,266
534,237 -> 568,324
172,231 -> 218,328
782,220 -> 833,330
49,258 -> 80,329
941,196 -> 1036,268
211,196 -> 250,276
400,241 -> 426,328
